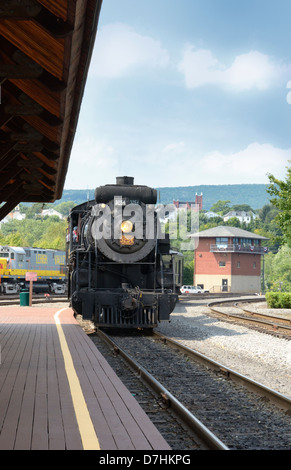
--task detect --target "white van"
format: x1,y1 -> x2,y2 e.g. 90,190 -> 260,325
180,285 -> 202,294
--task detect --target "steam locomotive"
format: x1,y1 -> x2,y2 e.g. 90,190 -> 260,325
67,177 -> 183,328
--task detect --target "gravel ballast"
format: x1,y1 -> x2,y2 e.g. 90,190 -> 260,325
157,299 -> 291,399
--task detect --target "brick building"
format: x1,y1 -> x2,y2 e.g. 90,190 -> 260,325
173,193 -> 203,211
190,226 -> 268,294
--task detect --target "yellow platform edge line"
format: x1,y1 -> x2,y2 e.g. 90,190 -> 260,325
54,308 -> 101,450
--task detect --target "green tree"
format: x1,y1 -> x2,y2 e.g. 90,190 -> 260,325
0,217 -> 67,250
25,203 -> 48,219
37,220 -> 67,250
231,204 -> 254,212
210,200 -> 231,214
53,201 -> 76,216
264,244 -> 291,291
267,163 -> 291,247
225,217 -> 241,227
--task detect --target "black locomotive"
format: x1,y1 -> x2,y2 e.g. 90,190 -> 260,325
67,177 -> 182,328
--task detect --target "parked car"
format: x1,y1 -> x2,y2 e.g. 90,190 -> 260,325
180,285 -> 203,294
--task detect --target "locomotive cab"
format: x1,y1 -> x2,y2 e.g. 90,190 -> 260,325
68,177 -> 180,328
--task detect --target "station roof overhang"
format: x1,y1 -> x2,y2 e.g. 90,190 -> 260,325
0,0 -> 103,220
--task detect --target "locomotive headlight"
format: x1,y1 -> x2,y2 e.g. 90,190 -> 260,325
121,220 -> 133,233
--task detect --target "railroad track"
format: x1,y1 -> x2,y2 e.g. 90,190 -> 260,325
0,294 -> 68,306
206,298 -> 291,338
88,326 -> 291,450
95,327 -> 228,450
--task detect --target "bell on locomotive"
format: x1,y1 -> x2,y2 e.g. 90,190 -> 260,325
67,177 -> 181,328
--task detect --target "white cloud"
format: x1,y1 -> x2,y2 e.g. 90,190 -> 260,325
163,141 -> 186,153
142,142 -> 290,187
200,143 -> 291,184
178,47 -> 224,88
65,138 -> 290,189
178,46 -> 291,91
89,23 -> 170,78
65,137 -> 118,189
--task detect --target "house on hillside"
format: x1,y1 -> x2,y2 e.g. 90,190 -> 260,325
41,208 -> 64,219
204,211 -> 221,219
0,206 -> 26,227
190,225 -> 268,294
223,210 -> 257,225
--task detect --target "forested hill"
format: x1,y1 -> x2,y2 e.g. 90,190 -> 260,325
156,184 -> 269,210
61,184 -> 270,211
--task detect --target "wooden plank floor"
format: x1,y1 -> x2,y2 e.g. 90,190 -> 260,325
0,305 -> 171,450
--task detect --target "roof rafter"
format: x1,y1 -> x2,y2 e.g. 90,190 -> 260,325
0,0 -> 103,220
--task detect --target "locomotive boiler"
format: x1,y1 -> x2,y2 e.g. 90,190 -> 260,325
67,177 -> 182,328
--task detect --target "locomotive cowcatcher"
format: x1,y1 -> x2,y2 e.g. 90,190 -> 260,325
67,177 -> 182,328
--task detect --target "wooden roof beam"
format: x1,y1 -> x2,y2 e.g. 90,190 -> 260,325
0,1 -> 42,19
0,164 -> 23,186
0,192 -> 23,220
22,181 -> 54,197
0,37 -> 67,98
0,1 -> 74,38
0,110 -> 13,128
0,180 -> 23,203
1,1 -> 73,31
3,86 -> 63,128
0,141 -> 17,162
19,170 -> 54,187
17,155 -> 57,176
1,122 -> 59,152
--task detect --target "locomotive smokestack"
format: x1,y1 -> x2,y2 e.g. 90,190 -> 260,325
116,176 -> 134,185
95,177 -> 156,204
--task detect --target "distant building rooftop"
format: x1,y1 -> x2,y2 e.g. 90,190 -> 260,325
190,225 -> 269,240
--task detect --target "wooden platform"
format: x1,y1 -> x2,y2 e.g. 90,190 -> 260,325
0,305 -> 171,450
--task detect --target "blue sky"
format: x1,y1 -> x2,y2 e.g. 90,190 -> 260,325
65,0 -> 291,190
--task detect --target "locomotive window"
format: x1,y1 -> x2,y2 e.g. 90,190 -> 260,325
11,253 -> 14,259
25,250 -> 31,257
0,253 -> 9,258
18,254 -> 24,262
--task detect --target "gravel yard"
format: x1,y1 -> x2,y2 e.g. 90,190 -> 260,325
157,299 -> 291,399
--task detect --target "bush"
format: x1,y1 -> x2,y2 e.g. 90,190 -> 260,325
266,292 -> 291,308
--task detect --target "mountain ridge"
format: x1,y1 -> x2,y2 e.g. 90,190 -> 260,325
61,184 -> 270,211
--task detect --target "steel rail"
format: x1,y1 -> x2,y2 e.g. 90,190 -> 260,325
0,295 -> 68,306
153,330 -> 291,412
207,299 -> 291,336
236,303 -> 291,326
96,328 -> 229,451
